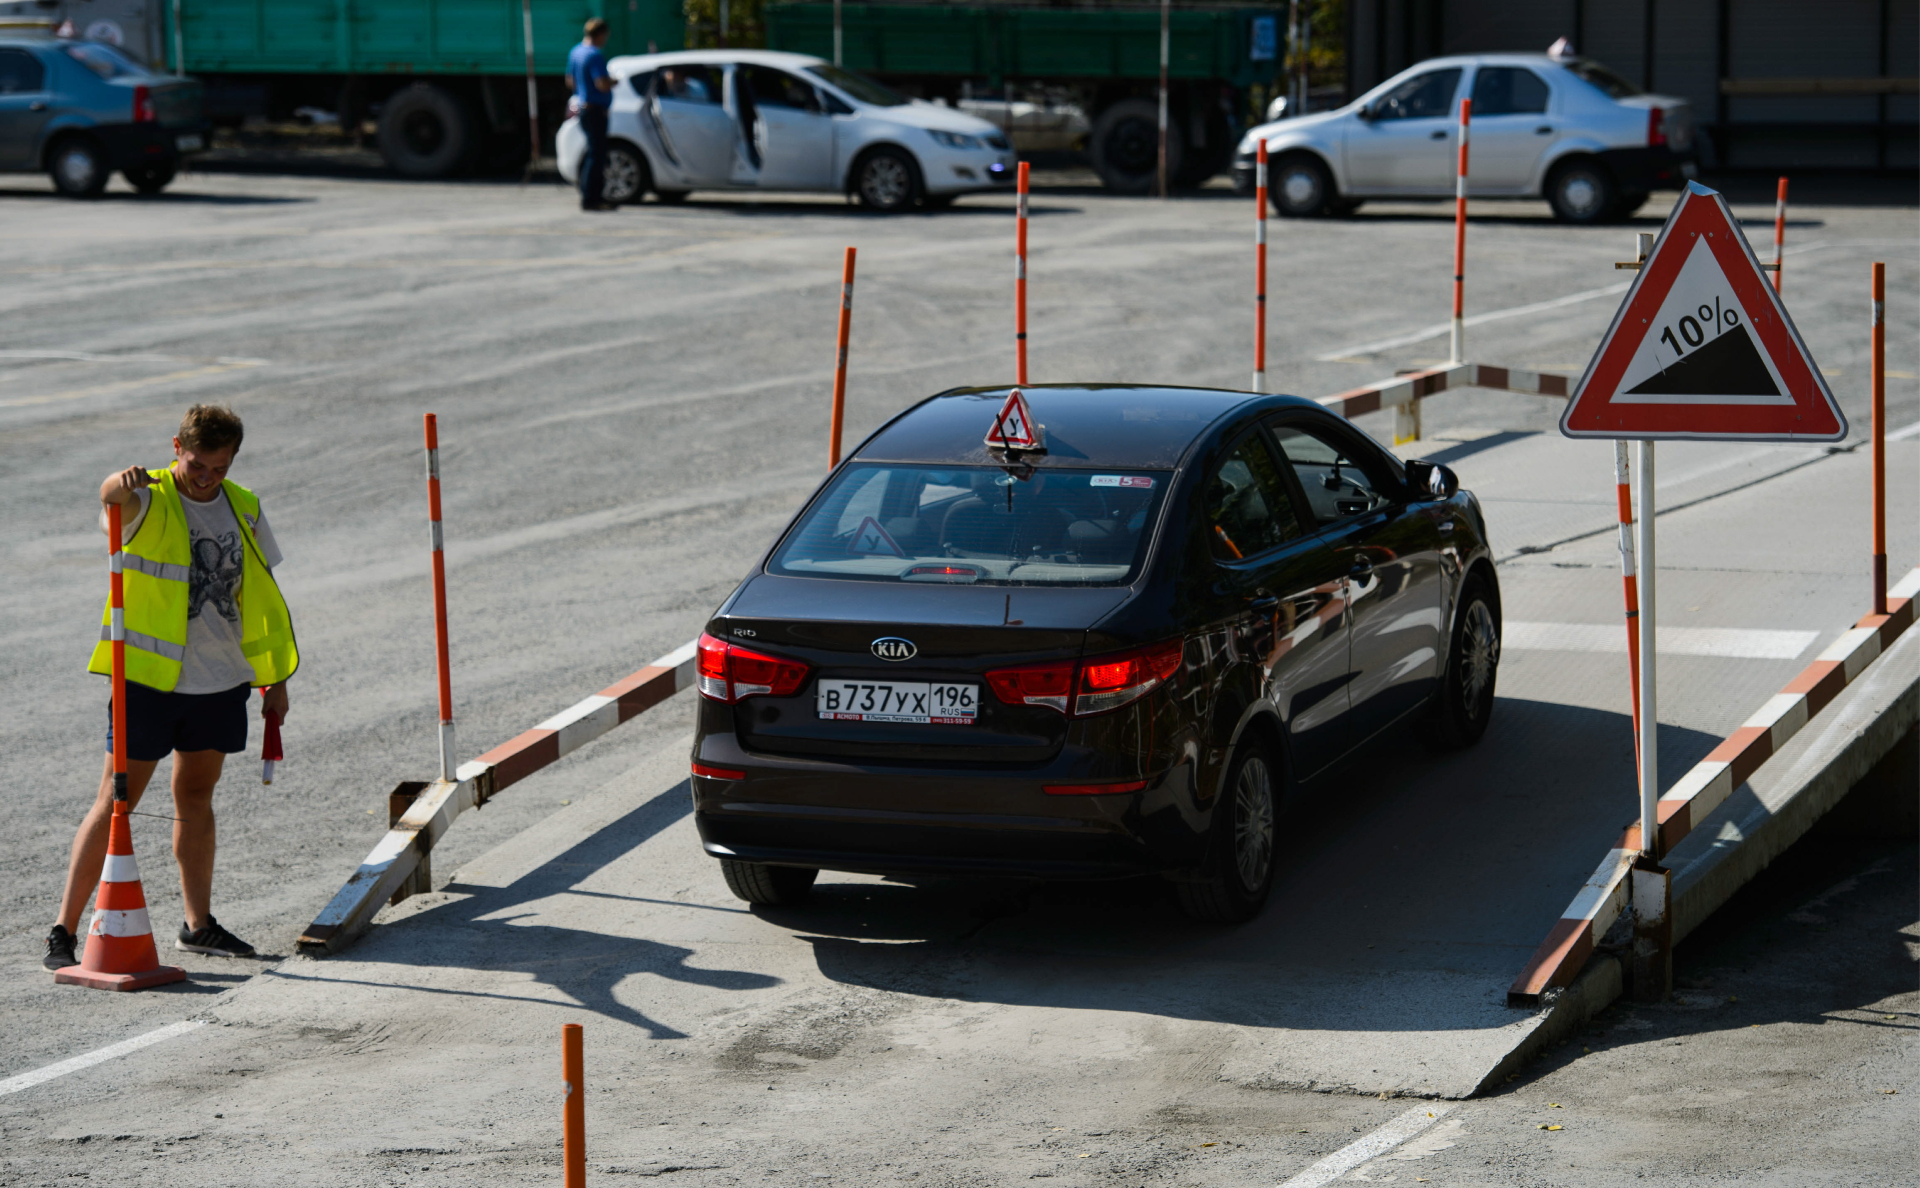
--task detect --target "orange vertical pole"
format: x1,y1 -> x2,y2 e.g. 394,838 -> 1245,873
1015,160 -> 1030,386
424,414 -> 455,783
1771,177 -> 1788,294
1253,140 -> 1268,393
562,1023 -> 584,1188
1614,441 -> 1642,766
1872,261 -> 1886,614
108,502 -> 128,805
828,246 -> 857,468
1450,97 -> 1471,364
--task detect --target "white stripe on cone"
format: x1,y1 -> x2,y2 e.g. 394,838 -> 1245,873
87,907 -> 153,938
101,853 -> 141,883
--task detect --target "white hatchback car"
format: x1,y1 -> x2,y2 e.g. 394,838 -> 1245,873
557,49 -> 1016,211
1233,52 -> 1698,224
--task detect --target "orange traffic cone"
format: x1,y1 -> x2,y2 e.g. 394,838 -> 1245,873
54,806 -> 185,991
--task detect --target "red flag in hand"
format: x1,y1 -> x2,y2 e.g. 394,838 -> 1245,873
262,706 -> 283,785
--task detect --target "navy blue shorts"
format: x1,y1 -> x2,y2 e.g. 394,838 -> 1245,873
107,682 -> 252,763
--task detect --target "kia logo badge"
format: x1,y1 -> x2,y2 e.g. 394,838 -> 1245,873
871,637 -> 916,662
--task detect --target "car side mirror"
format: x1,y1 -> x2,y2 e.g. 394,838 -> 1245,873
1356,101 -> 1376,121
1403,460 -> 1459,500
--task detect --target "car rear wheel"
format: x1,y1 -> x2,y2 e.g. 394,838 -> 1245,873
853,147 -> 921,212
1422,571 -> 1501,750
602,141 -> 650,205
125,165 -> 176,196
1172,743 -> 1277,923
1270,154 -> 1336,217
720,859 -> 819,905
1545,158 -> 1618,224
48,137 -> 108,197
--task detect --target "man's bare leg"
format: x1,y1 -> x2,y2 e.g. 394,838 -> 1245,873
56,752 -> 162,934
170,749 -> 224,933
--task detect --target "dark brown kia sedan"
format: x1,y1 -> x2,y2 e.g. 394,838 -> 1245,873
691,385 -> 1500,922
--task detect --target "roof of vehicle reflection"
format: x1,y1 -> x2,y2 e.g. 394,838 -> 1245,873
856,385 -> 1295,470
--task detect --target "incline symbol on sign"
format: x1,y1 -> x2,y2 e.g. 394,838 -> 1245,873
1561,182 -> 1846,442
984,388 -> 1041,450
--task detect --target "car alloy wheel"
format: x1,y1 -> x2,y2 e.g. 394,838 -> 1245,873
1232,756 -> 1276,894
1421,574 -> 1501,751
602,146 -> 644,205
1458,598 -> 1500,717
858,151 -> 914,212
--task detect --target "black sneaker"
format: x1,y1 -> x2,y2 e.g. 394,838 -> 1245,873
176,916 -> 256,958
43,925 -> 78,971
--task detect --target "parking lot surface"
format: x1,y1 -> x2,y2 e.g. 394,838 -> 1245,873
1,167 -> 1914,1184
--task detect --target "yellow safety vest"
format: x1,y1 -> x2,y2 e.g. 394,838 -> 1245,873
88,467 -> 299,692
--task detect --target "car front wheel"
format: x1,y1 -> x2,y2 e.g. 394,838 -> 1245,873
1545,159 -> 1618,224
49,137 -> 109,197
1423,571 -> 1501,749
1172,743 -> 1278,923
853,147 -> 920,213
1270,154 -> 1336,217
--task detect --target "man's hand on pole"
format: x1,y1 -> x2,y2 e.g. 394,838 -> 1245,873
100,465 -> 156,507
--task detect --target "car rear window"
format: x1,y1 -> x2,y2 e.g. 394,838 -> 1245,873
63,42 -> 142,79
1560,58 -> 1640,100
805,64 -> 908,107
771,463 -> 1168,586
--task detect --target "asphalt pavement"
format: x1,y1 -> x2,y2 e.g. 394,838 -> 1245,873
0,165 -> 1914,1184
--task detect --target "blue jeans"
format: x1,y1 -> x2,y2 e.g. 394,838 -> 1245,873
578,105 -> 609,207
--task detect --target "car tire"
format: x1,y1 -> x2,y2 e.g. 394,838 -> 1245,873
1089,97 -> 1181,195
125,165 -> 176,196
1269,153 -> 1337,217
1422,570 -> 1501,750
852,146 -> 921,212
1172,742 -> 1278,924
376,83 -> 474,179
1545,158 -> 1618,225
653,189 -> 690,204
48,136 -> 109,198
602,140 -> 650,205
719,860 -> 819,905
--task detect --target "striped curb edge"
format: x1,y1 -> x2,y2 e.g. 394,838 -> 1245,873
1506,569 -> 1919,1006
1318,362 -> 1570,420
297,640 -> 698,955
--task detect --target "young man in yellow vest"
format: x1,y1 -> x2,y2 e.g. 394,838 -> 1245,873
45,404 -> 298,971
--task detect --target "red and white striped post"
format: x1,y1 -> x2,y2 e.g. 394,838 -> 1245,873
562,1023 -> 585,1188
828,246 -> 857,468
1449,97 -> 1471,364
108,502 -> 129,806
1770,177 -> 1788,294
1015,160 -> 1030,385
424,414 -> 456,783
1872,261 -> 1887,614
1252,140 -> 1268,393
1614,441 -> 1642,765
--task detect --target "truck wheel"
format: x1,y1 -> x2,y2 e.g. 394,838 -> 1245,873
719,860 -> 818,905
377,84 -> 474,178
1270,153 -> 1336,217
48,136 -> 108,197
602,141 -> 650,205
1545,158 -> 1618,224
1171,741 -> 1278,924
852,146 -> 920,212
1090,97 -> 1181,195
125,165 -> 176,196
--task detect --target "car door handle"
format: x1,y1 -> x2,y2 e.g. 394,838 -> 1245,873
1429,129 -> 1448,140
29,100 -> 47,111
1535,125 -> 1553,135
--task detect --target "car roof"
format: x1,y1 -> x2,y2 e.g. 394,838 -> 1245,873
607,48 -> 826,75
853,385 -> 1325,471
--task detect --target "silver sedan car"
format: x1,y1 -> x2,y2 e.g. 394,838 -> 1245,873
1233,51 -> 1699,224
557,49 -> 1016,211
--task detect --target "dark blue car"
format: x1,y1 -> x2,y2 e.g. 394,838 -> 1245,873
0,33 -> 206,196
691,385 -> 1503,922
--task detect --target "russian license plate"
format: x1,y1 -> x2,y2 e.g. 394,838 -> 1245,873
175,133 -> 204,152
817,680 -> 978,725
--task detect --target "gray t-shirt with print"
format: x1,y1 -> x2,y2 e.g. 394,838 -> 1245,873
105,486 -> 285,694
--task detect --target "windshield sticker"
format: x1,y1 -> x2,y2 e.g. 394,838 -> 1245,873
1090,475 -> 1154,488
848,515 -> 906,558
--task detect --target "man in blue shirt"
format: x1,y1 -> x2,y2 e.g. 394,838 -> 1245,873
566,19 -> 615,211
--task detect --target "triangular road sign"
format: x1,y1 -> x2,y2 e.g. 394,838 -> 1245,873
1561,182 -> 1846,442
984,388 -> 1041,450
847,515 -> 905,557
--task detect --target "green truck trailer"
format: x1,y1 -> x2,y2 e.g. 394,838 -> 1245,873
765,2 -> 1285,191
0,0 -> 684,176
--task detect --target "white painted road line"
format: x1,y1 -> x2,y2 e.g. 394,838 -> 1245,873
1277,1103 -> 1457,1187
1887,419 -> 1920,442
1506,621 -> 1819,660
0,1020 -> 203,1098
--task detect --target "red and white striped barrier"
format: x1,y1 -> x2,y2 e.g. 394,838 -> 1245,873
298,640 -> 697,954
1507,569 -> 1919,1006
1316,362 -> 1571,423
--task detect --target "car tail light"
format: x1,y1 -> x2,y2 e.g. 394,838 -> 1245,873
1647,106 -> 1666,148
1076,639 -> 1183,716
1044,780 -> 1147,796
696,632 -> 809,703
133,85 -> 156,123
986,658 -> 1075,712
691,761 -> 745,781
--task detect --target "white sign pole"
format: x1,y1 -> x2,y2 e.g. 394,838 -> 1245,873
1634,440 -> 1658,857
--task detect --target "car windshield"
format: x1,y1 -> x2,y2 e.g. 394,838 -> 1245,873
64,42 -> 143,79
1560,57 -> 1640,99
804,63 -> 907,107
771,463 -> 1168,586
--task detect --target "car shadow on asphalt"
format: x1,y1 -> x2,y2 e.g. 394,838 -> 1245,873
0,186 -> 313,206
